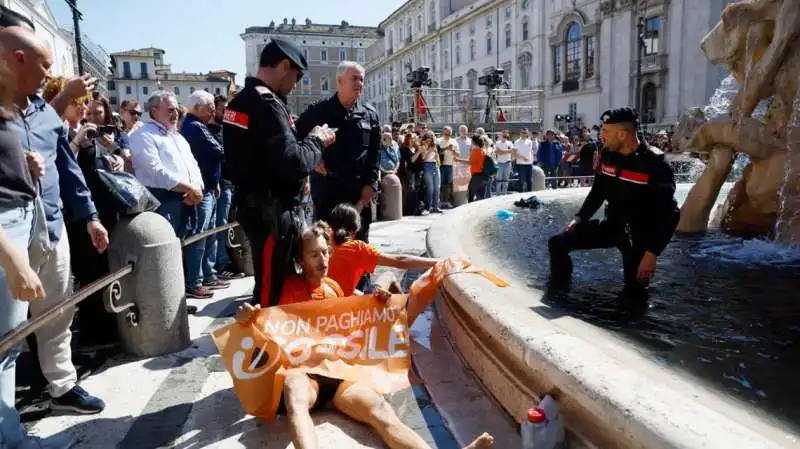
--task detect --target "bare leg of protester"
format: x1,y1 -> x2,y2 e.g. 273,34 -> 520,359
333,381 -> 494,449
283,372 -> 321,449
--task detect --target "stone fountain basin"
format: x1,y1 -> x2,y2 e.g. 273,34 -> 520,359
427,187 -> 795,449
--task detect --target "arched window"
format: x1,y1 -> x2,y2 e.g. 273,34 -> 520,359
429,1 -> 436,24
321,76 -> 330,92
469,39 -> 476,60
486,32 -> 493,55
505,24 -> 512,48
565,23 -> 581,81
518,52 -> 532,88
642,83 -> 657,123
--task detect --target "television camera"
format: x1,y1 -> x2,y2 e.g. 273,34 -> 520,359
478,68 -> 508,90
406,67 -> 432,88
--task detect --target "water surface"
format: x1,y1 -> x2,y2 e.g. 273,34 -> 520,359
478,185 -> 800,429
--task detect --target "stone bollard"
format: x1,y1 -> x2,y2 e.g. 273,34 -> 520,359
532,165 -> 546,191
105,212 -> 190,357
380,173 -> 403,221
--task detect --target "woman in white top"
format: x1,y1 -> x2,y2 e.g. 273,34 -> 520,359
419,131 -> 442,214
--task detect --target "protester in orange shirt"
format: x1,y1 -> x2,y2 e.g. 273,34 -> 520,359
326,203 -> 441,296
466,134 -> 491,202
236,222 -> 494,449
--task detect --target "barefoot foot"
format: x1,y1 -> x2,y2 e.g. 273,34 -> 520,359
463,432 -> 493,449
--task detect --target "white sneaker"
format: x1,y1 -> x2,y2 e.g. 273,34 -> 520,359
17,433 -> 76,449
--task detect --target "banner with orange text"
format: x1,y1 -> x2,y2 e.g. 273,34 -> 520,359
212,295 -> 410,420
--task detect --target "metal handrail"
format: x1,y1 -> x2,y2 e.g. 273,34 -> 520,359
0,221 -> 241,355
0,264 -> 134,355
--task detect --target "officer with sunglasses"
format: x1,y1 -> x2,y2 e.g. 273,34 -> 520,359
223,38 -> 336,307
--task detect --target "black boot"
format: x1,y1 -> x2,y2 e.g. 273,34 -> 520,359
547,255 -> 573,289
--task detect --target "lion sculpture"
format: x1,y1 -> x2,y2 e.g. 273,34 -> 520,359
675,0 -> 800,240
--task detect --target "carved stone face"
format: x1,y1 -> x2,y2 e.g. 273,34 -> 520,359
700,18 -> 745,70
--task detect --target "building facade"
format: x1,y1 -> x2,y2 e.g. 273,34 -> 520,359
241,18 -> 380,114
364,0 -> 736,131
107,48 -> 235,111
61,28 -> 110,96
2,0 -> 75,77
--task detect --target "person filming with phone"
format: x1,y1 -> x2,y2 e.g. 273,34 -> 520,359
547,108 -> 680,300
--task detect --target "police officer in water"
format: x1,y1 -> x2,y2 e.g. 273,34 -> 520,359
223,38 -> 336,307
548,108 -> 680,299
296,61 -> 381,243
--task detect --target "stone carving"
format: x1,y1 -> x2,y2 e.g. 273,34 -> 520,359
675,0 -> 800,241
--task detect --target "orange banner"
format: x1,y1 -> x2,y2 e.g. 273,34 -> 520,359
212,295 -> 411,420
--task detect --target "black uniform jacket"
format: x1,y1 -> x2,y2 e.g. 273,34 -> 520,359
576,143 -> 680,256
223,77 -> 324,208
295,94 -> 381,192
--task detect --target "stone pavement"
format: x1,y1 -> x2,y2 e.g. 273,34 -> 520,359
21,213 -> 516,448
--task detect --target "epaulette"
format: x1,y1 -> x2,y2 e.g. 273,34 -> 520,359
254,85 -> 275,101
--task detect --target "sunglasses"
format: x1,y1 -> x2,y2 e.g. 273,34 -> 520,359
125,109 -> 142,117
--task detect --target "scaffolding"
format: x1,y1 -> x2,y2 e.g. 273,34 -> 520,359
391,87 -> 544,131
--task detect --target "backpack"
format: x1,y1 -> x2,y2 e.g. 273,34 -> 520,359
483,154 -> 499,177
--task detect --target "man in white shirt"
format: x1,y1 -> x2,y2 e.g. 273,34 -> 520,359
455,124 -> 472,158
493,129 -> 514,194
129,91 -> 204,234
513,128 -> 535,192
436,125 -> 459,207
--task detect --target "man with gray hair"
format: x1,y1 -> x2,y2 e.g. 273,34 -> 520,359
297,60 -> 380,246
129,91 -> 203,239
179,90 -> 229,298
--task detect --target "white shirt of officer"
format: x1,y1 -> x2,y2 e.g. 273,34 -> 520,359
129,92 -> 204,191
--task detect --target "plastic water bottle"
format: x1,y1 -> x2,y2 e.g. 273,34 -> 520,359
521,395 -> 565,449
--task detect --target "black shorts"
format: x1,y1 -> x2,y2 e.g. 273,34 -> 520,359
277,373 -> 343,414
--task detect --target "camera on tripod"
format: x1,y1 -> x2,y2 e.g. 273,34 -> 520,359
406,67 -> 432,88
478,68 -> 508,89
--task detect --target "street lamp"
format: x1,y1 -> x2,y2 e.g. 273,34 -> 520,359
635,16 -> 645,124
65,0 -> 85,74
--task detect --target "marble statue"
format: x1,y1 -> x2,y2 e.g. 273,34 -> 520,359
674,0 -> 800,241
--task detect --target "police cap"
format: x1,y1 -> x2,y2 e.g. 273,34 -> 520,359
259,38 -> 308,72
601,107 -> 639,128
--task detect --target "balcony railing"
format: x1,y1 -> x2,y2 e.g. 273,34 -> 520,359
631,53 -> 668,75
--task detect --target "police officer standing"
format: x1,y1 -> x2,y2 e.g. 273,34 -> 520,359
548,108 -> 680,299
223,38 -> 336,307
296,61 -> 381,243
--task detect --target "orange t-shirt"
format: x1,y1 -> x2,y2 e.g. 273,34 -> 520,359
470,147 -> 485,175
278,276 -> 344,306
327,240 -> 381,296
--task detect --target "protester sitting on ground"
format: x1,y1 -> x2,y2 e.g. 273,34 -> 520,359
326,203 -> 440,296
235,222 -> 493,449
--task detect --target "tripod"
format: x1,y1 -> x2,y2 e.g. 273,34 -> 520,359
411,87 -> 435,124
482,86 -> 507,124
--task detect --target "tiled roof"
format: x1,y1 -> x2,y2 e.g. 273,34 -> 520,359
244,19 -> 380,38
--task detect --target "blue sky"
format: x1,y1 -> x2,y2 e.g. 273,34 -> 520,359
48,0 -> 404,83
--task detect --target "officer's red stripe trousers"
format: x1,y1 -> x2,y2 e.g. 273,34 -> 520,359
260,235 -> 277,307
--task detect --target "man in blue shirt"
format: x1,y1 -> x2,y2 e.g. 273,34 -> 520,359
180,90 -> 230,298
1,26 -> 107,444
536,129 -> 564,188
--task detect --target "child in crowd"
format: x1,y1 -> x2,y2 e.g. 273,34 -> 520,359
325,203 -> 441,296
